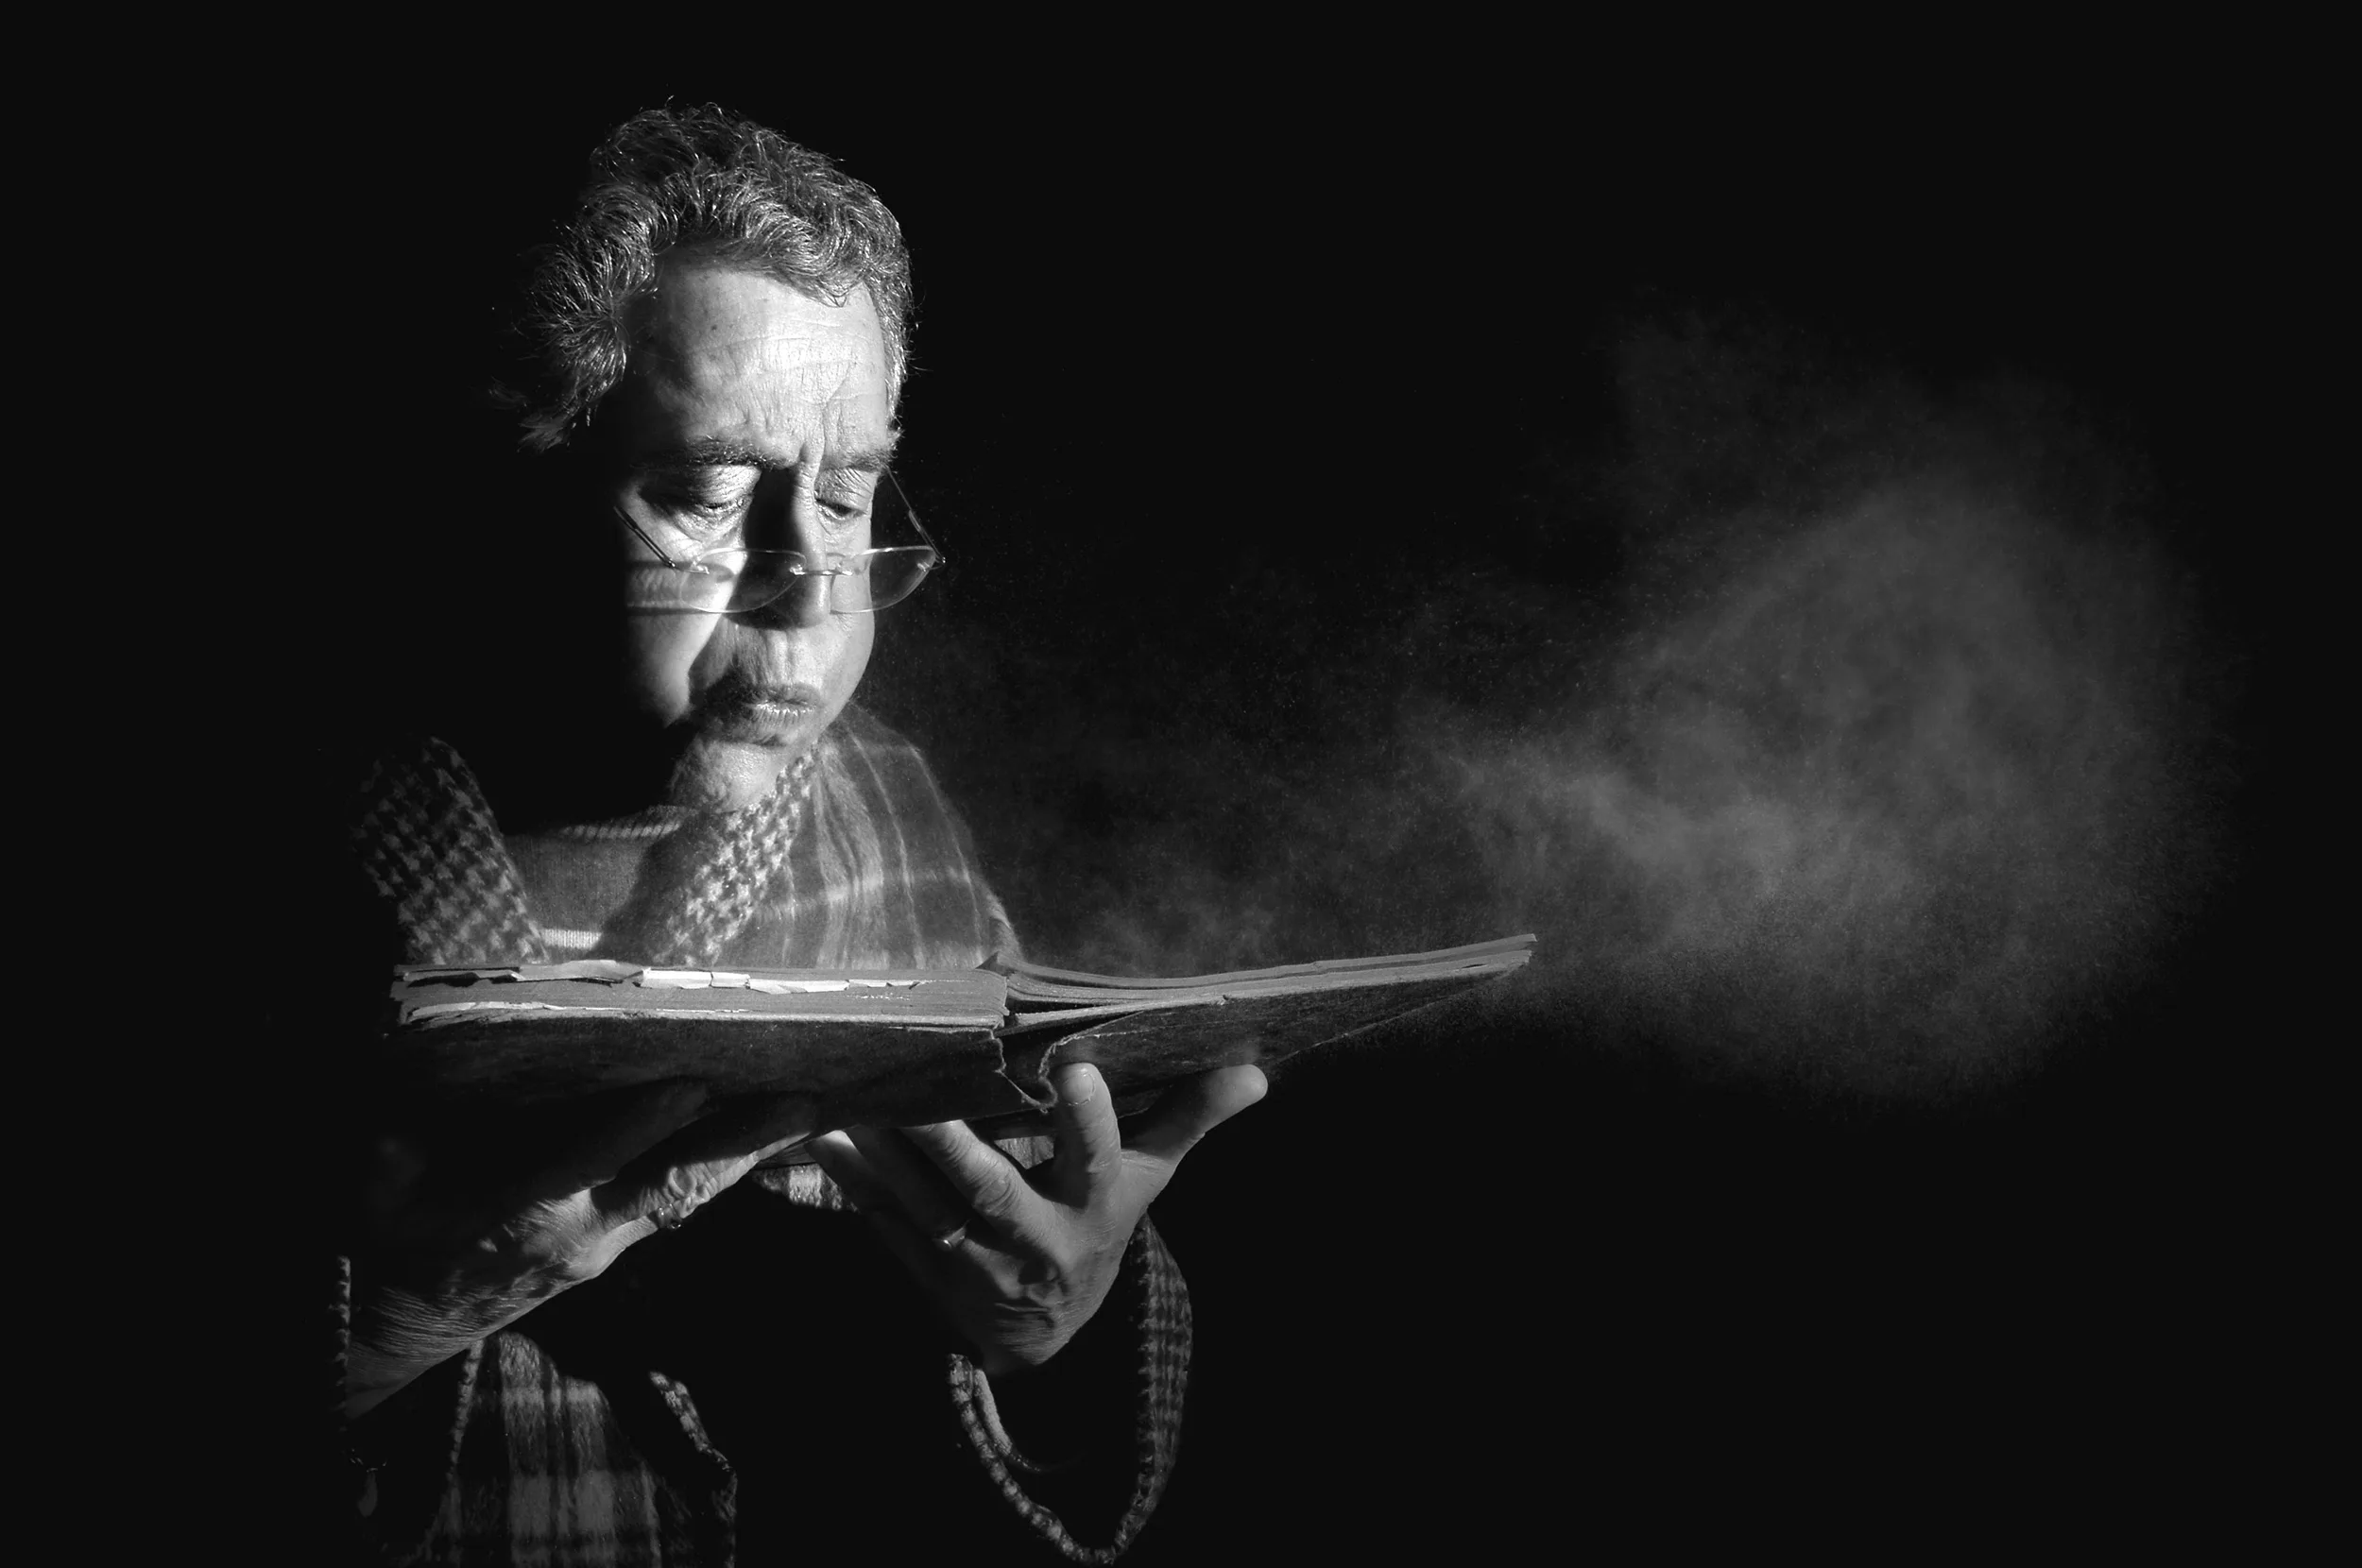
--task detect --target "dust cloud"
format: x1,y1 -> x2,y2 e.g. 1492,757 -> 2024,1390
1433,476 -> 2216,1099
979,318 -> 2234,1101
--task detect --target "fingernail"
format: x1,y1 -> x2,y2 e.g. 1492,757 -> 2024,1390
1058,1062 -> 1101,1105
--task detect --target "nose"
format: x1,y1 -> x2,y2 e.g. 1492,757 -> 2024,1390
735,480 -> 835,628
736,571 -> 832,629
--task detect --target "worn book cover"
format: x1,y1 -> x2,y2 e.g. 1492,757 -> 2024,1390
371,936 -> 1535,1159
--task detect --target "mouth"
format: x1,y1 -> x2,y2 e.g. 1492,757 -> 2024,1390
698,676 -> 826,744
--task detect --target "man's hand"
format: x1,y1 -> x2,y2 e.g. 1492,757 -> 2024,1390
810,1062 -> 1267,1378
347,1083 -> 815,1419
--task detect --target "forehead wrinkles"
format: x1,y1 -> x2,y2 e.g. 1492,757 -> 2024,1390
636,314 -> 891,452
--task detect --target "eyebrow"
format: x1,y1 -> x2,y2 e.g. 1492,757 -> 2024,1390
640,434 -> 902,473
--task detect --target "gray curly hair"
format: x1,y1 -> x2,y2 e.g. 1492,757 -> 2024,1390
516,104 -> 913,452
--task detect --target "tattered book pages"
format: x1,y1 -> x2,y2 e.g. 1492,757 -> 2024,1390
374,936 -> 1536,1165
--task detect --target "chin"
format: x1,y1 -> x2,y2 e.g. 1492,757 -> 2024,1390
666,737 -> 807,812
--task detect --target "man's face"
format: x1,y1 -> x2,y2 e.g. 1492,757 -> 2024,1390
597,264 -> 894,810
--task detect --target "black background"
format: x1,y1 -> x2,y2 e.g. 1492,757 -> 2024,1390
261,60 -> 2299,1560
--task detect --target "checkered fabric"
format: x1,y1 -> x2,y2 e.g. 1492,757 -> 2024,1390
337,706 -> 1190,1565
595,748 -> 821,966
351,740 -> 550,967
951,1219 -> 1195,1564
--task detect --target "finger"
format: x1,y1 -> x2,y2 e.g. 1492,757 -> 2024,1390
631,1093 -> 818,1171
809,1130 -> 898,1213
899,1120 -> 1038,1235
858,1200 -> 958,1287
818,1132 -> 972,1257
600,1140 -> 770,1236
750,1128 -> 811,1163
1125,1064 -> 1269,1170
1045,1061 -> 1123,1206
842,1126 -> 976,1241
590,1096 -> 812,1233
505,1082 -> 711,1209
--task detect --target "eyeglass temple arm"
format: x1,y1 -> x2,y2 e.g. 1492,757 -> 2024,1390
620,508 -> 693,571
881,469 -> 945,567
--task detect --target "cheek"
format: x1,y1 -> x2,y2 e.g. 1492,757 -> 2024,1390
623,613 -> 719,719
829,616 -> 876,701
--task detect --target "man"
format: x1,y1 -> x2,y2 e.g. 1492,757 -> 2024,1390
334,105 -> 1265,1565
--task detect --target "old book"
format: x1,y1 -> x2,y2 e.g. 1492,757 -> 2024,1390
373,935 -> 1534,1163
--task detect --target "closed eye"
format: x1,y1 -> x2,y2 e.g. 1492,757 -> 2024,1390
814,472 -> 879,535
641,472 -> 759,538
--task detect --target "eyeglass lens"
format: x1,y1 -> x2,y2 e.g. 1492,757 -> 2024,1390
709,547 -> 936,614
630,472 -> 937,615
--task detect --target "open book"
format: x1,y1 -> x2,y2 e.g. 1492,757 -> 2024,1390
377,935 -> 1534,1161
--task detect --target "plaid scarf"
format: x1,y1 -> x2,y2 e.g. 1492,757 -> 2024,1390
351,707 -> 1021,973
339,707 -> 1189,1565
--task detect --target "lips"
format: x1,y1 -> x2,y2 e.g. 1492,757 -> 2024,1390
698,674 -> 825,744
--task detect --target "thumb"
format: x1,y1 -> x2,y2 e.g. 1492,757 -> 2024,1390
1125,1064 -> 1268,1171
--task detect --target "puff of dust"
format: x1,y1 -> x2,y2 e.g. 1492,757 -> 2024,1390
1435,473 -> 2215,1100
